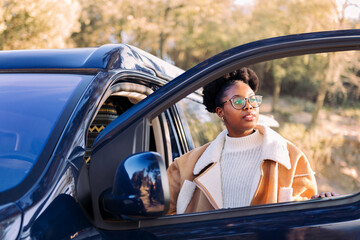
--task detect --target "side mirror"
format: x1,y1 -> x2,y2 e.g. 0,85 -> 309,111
100,152 -> 169,220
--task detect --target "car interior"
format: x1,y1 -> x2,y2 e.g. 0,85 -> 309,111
84,82 -> 172,164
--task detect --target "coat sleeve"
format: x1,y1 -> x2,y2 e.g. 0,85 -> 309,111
291,152 -> 317,201
166,159 -> 181,215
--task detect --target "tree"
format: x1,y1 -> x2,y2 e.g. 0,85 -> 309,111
167,0 -> 247,69
309,0 -> 360,128
0,0 -> 81,50
71,0 -> 144,47
71,0 -> 245,69
248,0 -> 338,113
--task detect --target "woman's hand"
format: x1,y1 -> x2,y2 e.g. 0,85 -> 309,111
311,192 -> 339,199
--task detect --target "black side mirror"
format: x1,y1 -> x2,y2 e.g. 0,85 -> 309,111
100,152 -> 169,220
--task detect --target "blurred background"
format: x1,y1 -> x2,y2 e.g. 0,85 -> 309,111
0,0 -> 358,68
1,0 -> 359,194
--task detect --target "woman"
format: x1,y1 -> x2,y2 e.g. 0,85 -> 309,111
167,67 -> 319,215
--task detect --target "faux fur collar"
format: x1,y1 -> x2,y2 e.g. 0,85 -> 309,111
193,124 -> 291,175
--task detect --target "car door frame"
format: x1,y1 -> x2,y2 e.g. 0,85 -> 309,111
90,29 -> 360,235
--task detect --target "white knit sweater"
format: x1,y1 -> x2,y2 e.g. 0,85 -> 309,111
220,130 -> 264,208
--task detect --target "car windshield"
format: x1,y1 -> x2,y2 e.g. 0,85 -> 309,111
0,73 -> 89,192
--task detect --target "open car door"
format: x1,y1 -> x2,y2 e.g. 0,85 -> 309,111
89,29 -> 360,239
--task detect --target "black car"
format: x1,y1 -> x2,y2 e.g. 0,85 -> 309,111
1,30 -> 360,239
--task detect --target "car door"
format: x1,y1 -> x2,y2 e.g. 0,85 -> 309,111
89,29 -> 360,239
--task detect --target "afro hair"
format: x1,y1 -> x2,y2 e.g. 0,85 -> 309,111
202,67 -> 259,113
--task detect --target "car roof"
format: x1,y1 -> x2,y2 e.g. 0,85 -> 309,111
0,44 -> 184,81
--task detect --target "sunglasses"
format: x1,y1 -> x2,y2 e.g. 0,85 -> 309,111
222,95 -> 263,110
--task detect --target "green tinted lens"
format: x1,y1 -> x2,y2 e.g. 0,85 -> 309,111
233,97 -> 245,108
249,96 -> 256,104
248,95 -> 262,107
254,96 -> 262,106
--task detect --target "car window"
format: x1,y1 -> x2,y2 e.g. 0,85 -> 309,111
0,74 -> 88,192
85,81 -> 180,167
85,82 -> 153,158
163,50 -> 359,217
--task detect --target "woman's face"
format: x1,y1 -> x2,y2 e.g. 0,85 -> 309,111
216,81 -> 259,137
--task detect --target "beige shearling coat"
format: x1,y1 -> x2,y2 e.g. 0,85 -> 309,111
167,125 -> 317,214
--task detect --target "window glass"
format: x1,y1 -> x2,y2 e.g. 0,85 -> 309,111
0,74 -> 88,192
168,50 -> 359,214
